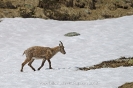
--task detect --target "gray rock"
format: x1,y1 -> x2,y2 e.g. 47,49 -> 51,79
64,32 -> 80,37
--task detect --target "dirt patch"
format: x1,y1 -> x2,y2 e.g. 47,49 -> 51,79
79,57 -> 133,71
118,82 -> 133,88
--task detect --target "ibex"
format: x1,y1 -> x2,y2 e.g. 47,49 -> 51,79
20,41 -> 66,72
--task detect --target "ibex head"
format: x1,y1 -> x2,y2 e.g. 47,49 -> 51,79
59,41 -> 66,54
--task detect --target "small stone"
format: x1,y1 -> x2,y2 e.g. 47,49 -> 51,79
64,32 -> 80,37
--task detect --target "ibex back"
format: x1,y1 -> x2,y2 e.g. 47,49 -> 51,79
20,41 -> 66,72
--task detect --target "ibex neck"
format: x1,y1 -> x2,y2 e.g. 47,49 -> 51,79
51,46 -> 60,56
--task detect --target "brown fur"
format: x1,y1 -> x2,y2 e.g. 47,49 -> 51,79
20,41 -> 66,72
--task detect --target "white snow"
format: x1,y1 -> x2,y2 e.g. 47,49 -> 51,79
0,16 -> 133,88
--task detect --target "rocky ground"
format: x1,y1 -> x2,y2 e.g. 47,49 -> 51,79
79,57 -> 133,71
0,0 -> 133,20
78,57 -> 133,88
119,82 -> 133,88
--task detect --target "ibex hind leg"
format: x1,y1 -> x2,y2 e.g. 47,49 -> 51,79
21,58 -> 30,72
28,59 -> 36,71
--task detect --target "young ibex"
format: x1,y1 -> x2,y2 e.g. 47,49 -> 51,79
20,41 -> 66,72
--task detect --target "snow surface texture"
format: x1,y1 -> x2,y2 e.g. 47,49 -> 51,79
0,16 -> 133,88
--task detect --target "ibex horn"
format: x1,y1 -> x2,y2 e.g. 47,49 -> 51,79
59,41 -> 63,45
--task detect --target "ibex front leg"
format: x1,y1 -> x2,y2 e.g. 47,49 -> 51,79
48,59 -> 52,69
38,59 -> 46,70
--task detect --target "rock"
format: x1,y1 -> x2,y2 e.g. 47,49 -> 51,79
64,32 -> 80,37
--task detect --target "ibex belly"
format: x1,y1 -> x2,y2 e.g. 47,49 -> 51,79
32,57 -> 45,60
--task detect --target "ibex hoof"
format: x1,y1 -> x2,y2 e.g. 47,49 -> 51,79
49,67 -> 52,69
